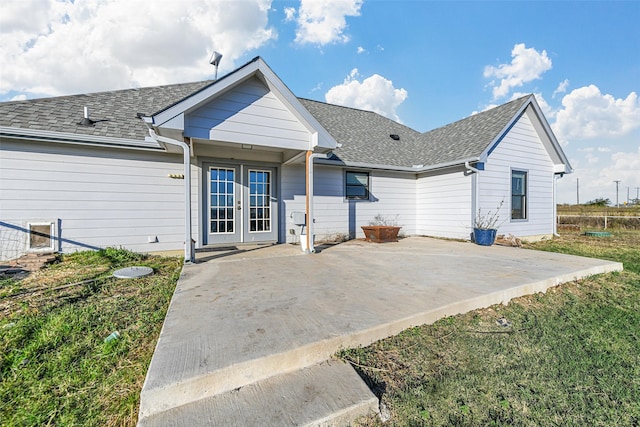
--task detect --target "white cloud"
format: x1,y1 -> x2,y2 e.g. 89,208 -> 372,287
9,94 -> 27,101
325,68 -> 408,122
553,79 -> 569,98
553,85 -> 640,143
484,43 -> 552,99
558,145 -> 640,204
357,46 -> 366,54
0,0 -> 276,99
292,0 -> 363,45
284,6 -> 296,21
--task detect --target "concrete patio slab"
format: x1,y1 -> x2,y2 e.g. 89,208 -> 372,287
138,237 -> 622,425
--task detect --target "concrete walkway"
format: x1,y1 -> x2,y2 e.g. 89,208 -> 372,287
138,237 -> 622,426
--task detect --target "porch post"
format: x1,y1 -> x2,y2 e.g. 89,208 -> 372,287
305,150 -> 312,253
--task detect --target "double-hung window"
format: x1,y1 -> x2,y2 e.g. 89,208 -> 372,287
511,170 -> 527,220
345,171 -> 370,200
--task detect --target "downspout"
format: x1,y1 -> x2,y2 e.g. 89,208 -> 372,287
147,128 -> 194,263
465,161 -> 480,231
305,151 -> 331,253
553,174 -> 561,237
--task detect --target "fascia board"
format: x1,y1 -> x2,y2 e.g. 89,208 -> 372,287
147,57 -> 338,151
479,96 -> 573,174
479,97 -> 531,161
257,61 -> 338,150
150,60 -> 263,126
0,126 -> 163,151
527,97 -> 574,173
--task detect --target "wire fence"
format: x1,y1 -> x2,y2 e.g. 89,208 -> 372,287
557,215 -> 640,230
0,223 -> 26,261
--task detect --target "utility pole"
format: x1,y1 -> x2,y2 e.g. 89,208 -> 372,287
576,178 -> 579,205
614,180 -> 621,208
627,187 -> 630,205
636,187 -> 640,202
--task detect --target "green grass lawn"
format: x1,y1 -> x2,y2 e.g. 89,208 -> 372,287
0,248 -> 181,426
342,230 -> 640,426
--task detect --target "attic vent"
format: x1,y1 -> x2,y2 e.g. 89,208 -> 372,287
389,134 -> 400,141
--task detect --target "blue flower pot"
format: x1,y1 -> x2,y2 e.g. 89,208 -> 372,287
473,228 -> 497,246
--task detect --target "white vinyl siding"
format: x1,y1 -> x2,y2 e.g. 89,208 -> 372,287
185,77 -> 311,150
479,108 -> 555,238
416,167 -> 472,239
281,165 -> 416,243
0,139 -> 195,260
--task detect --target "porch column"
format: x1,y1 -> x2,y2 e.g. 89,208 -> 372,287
305,151 -> 331,253
305,150 -> 312,253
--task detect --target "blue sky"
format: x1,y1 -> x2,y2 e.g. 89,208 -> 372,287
1,0 -> 639,204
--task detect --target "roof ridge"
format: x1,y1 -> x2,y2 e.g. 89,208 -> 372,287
422,94 -> 531,136
298,97 -> 420,134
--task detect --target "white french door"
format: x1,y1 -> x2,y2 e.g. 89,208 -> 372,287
207,164 -> 277,245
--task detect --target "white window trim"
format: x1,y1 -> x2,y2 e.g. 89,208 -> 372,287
510,169 -> 529,222
26,221 -> 56,253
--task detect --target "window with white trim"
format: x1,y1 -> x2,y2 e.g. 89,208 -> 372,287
511,170 -> 527,220
345,171 -> 370,200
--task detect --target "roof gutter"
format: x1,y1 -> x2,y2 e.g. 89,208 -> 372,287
314,156 -> 480,173
146,128 -> 195,263
464,161 -> 479,174
0,126 -> 162,151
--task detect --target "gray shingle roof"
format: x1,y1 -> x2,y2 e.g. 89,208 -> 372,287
298,98 -> 424,167
300,95 -> 530,168
0,81 -> 213,141
413,95 -> 529,166
1,70 -> 530,169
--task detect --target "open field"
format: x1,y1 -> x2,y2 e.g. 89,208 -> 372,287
557,205 -> 640,230
343,230 -> 640,426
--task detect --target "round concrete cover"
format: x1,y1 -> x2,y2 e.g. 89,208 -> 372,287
113,266 -> 153,279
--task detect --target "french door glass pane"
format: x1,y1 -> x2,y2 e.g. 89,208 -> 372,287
210,167 -> 235,234
248,170 -> 271,233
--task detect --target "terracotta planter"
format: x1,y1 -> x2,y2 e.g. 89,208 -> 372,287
361,226 -> 401,243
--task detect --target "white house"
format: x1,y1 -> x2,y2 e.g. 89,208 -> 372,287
0,57 -> 572,261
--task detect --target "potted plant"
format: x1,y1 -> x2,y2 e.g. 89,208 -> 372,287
473,201 -> 503,246
361,214 -> 402,243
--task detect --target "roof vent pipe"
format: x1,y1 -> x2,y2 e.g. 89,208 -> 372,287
209,51 -> 223,80
78,106 -> 95,126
